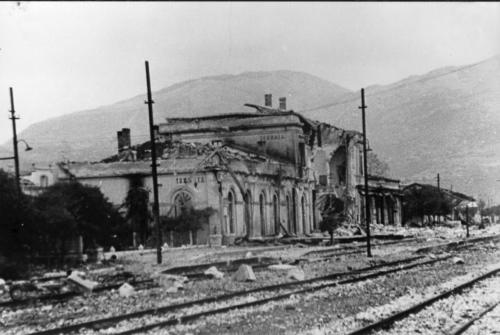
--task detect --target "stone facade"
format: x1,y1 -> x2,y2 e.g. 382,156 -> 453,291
57,97 -> 403,246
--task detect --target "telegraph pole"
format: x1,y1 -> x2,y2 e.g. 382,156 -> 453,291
360,88 -> 372,257
144,61 -> 162,264
465,204 -> 470,238
437,173 -> 440,191
9,87 -> 21,195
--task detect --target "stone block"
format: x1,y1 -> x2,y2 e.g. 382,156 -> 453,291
452,257 -> 465,264
118,283 -> 135,297
232,264 -> 256,282
67,273 -> 98,292
287,268 -> 305,281
204,266 -> 224,279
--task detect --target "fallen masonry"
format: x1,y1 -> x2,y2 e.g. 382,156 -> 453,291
233,264 -> 257,282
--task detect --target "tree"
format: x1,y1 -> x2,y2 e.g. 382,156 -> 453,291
319,196 -> 346,245
35,181 -> 127,253
403,185 -> 453,225
161,207 -> 216,246
368,152 -> 390,177
124,177 -> 150,246
0,169 -> 37,258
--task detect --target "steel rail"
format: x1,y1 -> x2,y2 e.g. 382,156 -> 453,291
0,279 -> 155,309
112,257 -> 451,335
302,238 -> 418,257
27,255 -> 427,335
345,267 -> 500,335
448,300 -> 500,335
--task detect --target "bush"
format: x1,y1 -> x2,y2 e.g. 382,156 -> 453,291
161,207 -> 216,233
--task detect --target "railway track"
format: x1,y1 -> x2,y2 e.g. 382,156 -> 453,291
22,255 -> 448,335
5,235 -> 499,335
345,266 -> 500,335
449,300 -> 500,335
302,237 -> 419,258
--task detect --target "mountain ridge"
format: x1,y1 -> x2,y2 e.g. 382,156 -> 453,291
1,55 -> 499,202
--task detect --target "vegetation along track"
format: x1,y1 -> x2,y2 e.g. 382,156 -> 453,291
345,266 -> 500,335
26,255 -> 451,335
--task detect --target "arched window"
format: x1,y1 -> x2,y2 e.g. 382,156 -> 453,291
259,192 -> 266,236
173,191 -> 193,217
272,193 -> 279,235
40,175 -> 49,188
301,195 -> 307,234
286,194 -> 291,233
227,190 -> 236,234
244,190 -> 252,236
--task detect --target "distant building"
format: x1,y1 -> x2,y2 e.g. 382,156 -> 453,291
402,182 -> 476,225
359,175 -> 403,226
21,165 -> 56,196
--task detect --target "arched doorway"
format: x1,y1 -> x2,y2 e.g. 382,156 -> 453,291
172,191 -> 195,246
301,195 -> 307,234
259,192 -> 266,236
286,193 -> 293,234
173,191 -> 193,217
272,193 -> 279,235
227,190 -> 236,234
244,190 -> 252,237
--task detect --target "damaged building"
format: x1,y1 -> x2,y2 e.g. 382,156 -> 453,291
57,95 -> 403,246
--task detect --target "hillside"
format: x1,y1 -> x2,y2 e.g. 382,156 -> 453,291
302,55 -> 500,202
0,70 -> 350,165
1,56 -> 500,202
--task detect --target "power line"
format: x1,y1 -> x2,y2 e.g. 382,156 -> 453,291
299,59 -> 485,114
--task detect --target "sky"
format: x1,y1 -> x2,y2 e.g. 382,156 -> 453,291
0,2 -> 499,144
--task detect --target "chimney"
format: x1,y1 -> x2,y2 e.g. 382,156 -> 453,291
117,130 -> 123,153
121,128 -> 131,150
264,94 -> 272,107
279,97 -> 287,110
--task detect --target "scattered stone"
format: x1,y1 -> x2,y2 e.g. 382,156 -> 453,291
452,257 -> 465,264
204,266 -> 224,279
118,283 -> 135,297
138,244 -> 144,251
155,273 -> 189,291
287,268 -> 305,281
67,272 -> 98,292
232,264 -> 256,282
355,311 -> 377,322
69,270 -> 86,278
42,271 -> 66,279
166,286 -> 179,293
429,253 -> 437,259
268,264 -> 297,272
109,246 -> 116,253
245,251 -> 253,258
161,242 -> 169,251
0,278 -> 7,294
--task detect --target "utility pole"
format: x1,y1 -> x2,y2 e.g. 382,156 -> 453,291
465,204 -> 470,238
144,61 -> 162,264
436,173 -> 441,223
9,87 -> 21,195
360,88 -> 372,257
